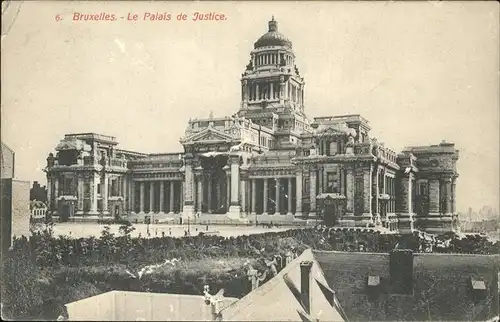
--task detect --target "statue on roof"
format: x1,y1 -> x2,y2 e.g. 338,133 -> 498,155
246,59 -> 253,71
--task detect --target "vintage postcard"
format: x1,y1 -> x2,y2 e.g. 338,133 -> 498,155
1,1 -> 499,321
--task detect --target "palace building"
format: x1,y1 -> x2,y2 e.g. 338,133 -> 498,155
44,18 -> 460,234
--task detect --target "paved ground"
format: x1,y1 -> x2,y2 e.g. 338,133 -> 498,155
50,223 -> 291,239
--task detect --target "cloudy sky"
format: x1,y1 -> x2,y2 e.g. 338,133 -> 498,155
1,1 -> 498,213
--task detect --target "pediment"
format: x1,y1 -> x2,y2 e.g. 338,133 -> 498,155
182,127 -> 233,144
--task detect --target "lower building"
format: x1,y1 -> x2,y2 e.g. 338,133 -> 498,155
1,142 -> 30,253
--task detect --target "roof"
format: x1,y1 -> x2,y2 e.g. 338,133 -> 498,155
221,249 -> 346,321
313,250 -> 500,321
254,17 -> 292,49
65,290 -> 238,321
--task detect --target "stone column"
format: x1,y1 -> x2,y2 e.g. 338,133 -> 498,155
182,157 -> 195,218
251,179 -> 257,215
240,179 -> 246,213
149,181 -> 155,213
47,177 -> 52,210
180,181 -> 184,212
363,166 -> 373,215
90,175 -> 98,214
374,169 -> 380,215
130,180 -> 135,213
197,177 -> 203,213
207,178 -> 212,213
159,181 -> 165,213
54,178 -> 59,199
398,176 -> 410,213
345,167 -> 354,213
77,176 -> 84,213
451,178 -> 457,213
309,170 -> 317,215
287,178 -> 293,215
263,178 -> 269,215
139,182 -> 145,213
228,156 -> 241,217
102,174 -> 109,214
226,173 -> 230,209
275,178 -> 281,214
296,172 -> 302,216
318,167 -> 323,194
169,181 -> 175,213
428,179 -> 440,215
444,177 -> 452,214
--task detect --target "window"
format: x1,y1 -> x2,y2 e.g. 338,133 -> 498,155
326,172 -> 339,193
329,142 -> 338,156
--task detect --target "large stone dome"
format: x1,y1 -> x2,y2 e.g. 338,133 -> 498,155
254,17 -> 292,49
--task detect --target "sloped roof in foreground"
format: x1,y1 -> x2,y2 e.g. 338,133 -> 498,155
221,248 -> 346,321
314,250 -> 500,321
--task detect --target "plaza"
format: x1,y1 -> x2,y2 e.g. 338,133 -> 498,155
45,222 -> 290,239
44,17 -> 460,234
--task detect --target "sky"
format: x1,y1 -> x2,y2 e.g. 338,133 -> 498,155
1,1 -> 498,214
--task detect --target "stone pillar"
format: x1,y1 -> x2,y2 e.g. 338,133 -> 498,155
451,178 -> 457,213
374,169 -> 380,216
287,177 -> 293,215
54,178 -> 59,199
345,167 -> 354,213
228,156 -> 241,218
444,177 -> 452,214
169,181 -> 175,213
139,182 -> 145,213
102,174 -> 109,214
318,167 -> 323,194
47,177 -> 52,210
428,179 -> 440,215
263,178 -> 269,215
180,181 -> 184,211
240,179 -> 246,214
77,176 -> 84,213
149,182 -> 155,213
251,179 -> 257,214
159,181 -> 165,213
309,170 -> 317,215
130,180 -> 135,213
226,173 -> 230,209
275,178 -> 281,214
363,166 -> 373,215
90,175 -> 98,214
398,176 -> 410,213
197,177 -> 203,213
207,178 -> 212,213
296,172 -> 302,216
182,157 -> 195,218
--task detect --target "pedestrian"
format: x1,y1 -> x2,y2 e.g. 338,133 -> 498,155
206,225 -> 209,231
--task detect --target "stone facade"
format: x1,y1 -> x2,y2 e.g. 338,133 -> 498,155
44,18 -> 460,233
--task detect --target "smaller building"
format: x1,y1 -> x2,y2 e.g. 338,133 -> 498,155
30,181 -> 47,203
65,291 -> 238,321
1,142 -> 30,253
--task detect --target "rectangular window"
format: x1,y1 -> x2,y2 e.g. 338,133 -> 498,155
329,142 -> 338,156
